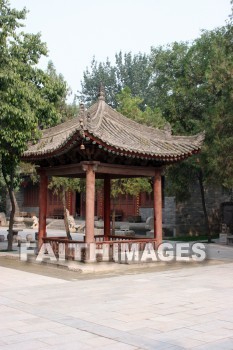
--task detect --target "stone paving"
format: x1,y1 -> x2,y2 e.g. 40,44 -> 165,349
0,258 -> 233,349
1,226 -> 233,349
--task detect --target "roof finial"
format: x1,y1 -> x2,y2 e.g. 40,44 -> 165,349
98,83 -> 105,101
79,101 -> 85,113
79,102 -> 85,137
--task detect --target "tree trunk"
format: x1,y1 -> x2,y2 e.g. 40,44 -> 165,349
1,163 -> 16,251
62,188 -> 72,240
111,198 -> 116,235
198,169 -> 211,243
7,187 -> 17,251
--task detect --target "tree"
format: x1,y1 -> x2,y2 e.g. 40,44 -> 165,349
110,178 -> 152,234
0,1 -> 68,250
150,24 -> 233,241
48,178 -> 82,240
79,57 -> 118,106
148,40 -> 213,239
79,6 -> 233,240
116,86 -> 165,128
45,61 -> 79,122
79,52 -> 151,107
0,161 -> 6,213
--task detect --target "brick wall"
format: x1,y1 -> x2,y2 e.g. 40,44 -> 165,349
6,187 -> 39,217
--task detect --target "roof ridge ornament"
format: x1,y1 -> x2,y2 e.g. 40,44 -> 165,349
79,102 -> 85,122
79,101 -> 85,115
163,122 -> 172,138
196,131 -> 205,143
79,102 -> 85,138
98,83 -> 105,101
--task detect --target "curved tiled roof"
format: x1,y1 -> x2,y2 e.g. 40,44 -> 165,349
23,96 -> 204,162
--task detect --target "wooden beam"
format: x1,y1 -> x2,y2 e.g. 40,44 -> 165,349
43,161 -> 161,177
97,163 -> 159,177
44,163 -> 89,176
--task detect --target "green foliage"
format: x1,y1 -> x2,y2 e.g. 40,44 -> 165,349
0,0 -> 71,243
80,57 -> 118,106
116,87 -> 166,128
111,178 -> 151,199
156,25 -> 233,193
1,154 -> 20,191
169,233 -> 219,242
45,61 -> 79,123
48,177 -> 82,195
0,0 -> 68,181
165,160 -> 199,202
148,42 -> 190,121
19,162 -> 38,184
116,87 -> 143,121
79,52 -> 151,107
60,99 -> 79,122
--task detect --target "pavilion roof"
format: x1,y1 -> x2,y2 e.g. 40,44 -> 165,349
22,93 -> 204,164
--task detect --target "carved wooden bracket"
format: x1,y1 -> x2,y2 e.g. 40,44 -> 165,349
81,161 -> 100,173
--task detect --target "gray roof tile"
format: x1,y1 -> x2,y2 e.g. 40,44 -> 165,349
23,98 -> 204,161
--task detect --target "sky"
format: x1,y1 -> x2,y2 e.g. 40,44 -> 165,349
10,0 -> 232,101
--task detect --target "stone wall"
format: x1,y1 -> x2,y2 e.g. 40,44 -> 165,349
139,185 -> 232,237
163,197 -> 176,226
175,183 -> 231,236
139,197 -> 176,224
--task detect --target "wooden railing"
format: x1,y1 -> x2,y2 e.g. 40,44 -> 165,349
95,238 -> 157,262
42,236 -> 158,262
42,237 -> 81,260
94,234 -> 138,241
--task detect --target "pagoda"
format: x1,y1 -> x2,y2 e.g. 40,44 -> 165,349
22,88 -> 204,249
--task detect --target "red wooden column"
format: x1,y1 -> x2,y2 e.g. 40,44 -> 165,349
38,170 -> 48,248
84,164 -> 96,243
153,169 -> 162,245
104,177 -> 111,240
